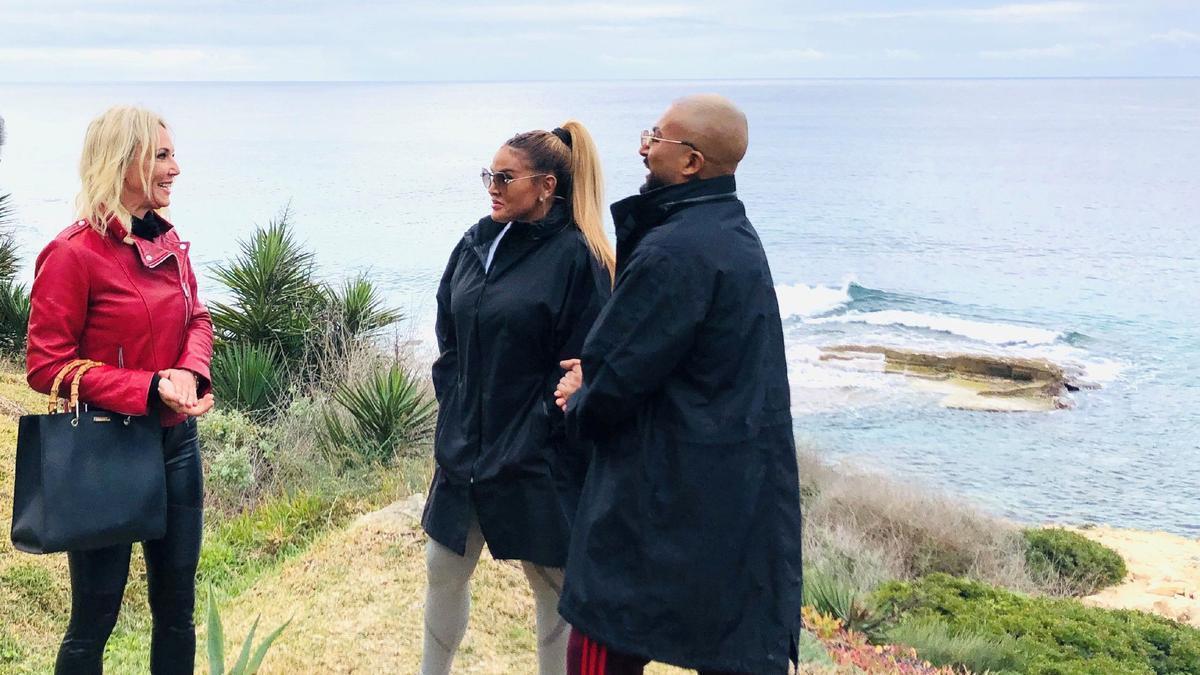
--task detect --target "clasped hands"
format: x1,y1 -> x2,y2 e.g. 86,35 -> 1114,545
157,368 -> 215,416
554,359 -> 583,412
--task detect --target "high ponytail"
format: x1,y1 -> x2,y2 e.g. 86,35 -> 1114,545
504,120 -> 616,284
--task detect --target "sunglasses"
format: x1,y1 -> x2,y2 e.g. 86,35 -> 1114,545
640,129 -> 699,151
481,168 -> 550,189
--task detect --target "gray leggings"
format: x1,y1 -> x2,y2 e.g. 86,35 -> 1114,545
421,512 -> 568,675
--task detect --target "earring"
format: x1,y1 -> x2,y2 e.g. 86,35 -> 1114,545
538,196 -> 545,203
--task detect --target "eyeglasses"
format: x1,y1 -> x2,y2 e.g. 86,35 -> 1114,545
481,168 -> 550,189
640,129 -> 699,151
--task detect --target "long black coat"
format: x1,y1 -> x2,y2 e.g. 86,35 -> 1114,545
422,203 -> 610,567
559,176 -> 803,674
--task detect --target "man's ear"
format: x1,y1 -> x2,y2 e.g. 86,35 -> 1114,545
680,150 -> 705,179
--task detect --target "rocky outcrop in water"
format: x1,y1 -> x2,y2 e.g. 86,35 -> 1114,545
820,345 -> 1092,412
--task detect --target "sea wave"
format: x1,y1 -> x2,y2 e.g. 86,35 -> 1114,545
805,309 -> 1064,346
775,280 -> 858,319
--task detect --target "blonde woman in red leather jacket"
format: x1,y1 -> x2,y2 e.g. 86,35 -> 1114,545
26,106 -> 214,675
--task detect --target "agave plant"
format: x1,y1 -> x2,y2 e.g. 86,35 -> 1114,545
206,584 -> 290,675
804,569 -> 887,640
208,209 -> 325,363
210,342 -> 288,415
323,363 -> 436,463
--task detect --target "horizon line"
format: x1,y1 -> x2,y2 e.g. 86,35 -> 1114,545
1,75 -> 1198,85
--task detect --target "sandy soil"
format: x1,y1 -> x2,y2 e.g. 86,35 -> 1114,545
1070,525 -> 1200,627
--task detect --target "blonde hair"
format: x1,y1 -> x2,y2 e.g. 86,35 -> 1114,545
75,106 -> 168,234
505,120 -> 616,283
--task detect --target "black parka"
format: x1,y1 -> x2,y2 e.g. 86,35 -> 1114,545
422,203 -> 610,567
559,176 -> 803,674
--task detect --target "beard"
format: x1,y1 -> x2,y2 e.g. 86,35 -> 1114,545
640,169 -> 669,194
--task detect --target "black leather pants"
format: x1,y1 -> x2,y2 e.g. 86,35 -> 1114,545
55,417 -> 204,675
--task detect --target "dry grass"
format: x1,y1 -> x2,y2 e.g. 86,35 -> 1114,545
799,450 -> 1038,596
0,368 -> 72,673
205,496 -> 702,674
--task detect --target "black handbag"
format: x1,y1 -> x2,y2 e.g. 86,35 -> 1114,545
10,358 -> 167,554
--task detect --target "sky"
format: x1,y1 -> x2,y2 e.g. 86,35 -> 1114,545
0,0 -> 1196,81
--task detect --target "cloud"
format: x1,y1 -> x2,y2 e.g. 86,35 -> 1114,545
1151,29 -> 1200,45
963,2 -> 1093,21
422,2 -> 700,22
979,44 -> 1078,59
0,47 -> 219,68
815,2 -> 1094,24
753,48 -> 828,62
884,48 -> 922,60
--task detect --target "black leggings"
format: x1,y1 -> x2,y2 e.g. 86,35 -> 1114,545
55,417 -> 204,675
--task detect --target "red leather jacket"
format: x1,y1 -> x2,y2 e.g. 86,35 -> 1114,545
26,216 -> 213,426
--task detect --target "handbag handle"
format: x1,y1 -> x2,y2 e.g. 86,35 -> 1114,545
46,358 -> 104,414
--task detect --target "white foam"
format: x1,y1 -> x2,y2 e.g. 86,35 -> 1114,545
775,280 -> 855,319
806,309 -> 1063,346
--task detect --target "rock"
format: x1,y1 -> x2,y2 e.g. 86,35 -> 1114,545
821,345 -> 1079,412
1147,583 -> 1189,597
354,493 -> 426,531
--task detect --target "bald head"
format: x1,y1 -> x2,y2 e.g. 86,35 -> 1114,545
661,94 -> 748,177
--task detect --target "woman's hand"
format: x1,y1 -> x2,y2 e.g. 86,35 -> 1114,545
157,369 -> 215,417
554,359 -> 583,412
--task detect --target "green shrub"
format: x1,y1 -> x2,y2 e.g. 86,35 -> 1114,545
1024,527 -> 1127,596
887,616 -> 1025,673
322,363 -> 435,464
874,573 -> 1200,674
200,408 -> 282,508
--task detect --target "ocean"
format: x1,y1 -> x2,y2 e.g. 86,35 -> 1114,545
1,79 -> 1197,535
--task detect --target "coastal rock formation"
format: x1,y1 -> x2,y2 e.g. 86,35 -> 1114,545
820,345 -> 1087,412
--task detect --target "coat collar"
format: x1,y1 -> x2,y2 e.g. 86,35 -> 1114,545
464,201 -> 572,277
99,212 -> 189,269
103,211 -> 175,243
466,201 -> 571,248
610,175 -> 738,246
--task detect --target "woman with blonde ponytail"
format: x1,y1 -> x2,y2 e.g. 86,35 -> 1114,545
420,120 -> 613,675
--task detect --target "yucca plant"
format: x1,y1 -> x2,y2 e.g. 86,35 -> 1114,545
206,585 -> 290,675
0,231 -> 18,282
0,280 -> 30,358
209,210 -> 325,362
211,342 -> 288,415
324,274 -> 403,346
323,363 -> 436,463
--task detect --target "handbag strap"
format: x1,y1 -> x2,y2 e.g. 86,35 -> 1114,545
47,359 -> 89,413
46,358 -> 103,414
67,361 -> 104,413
